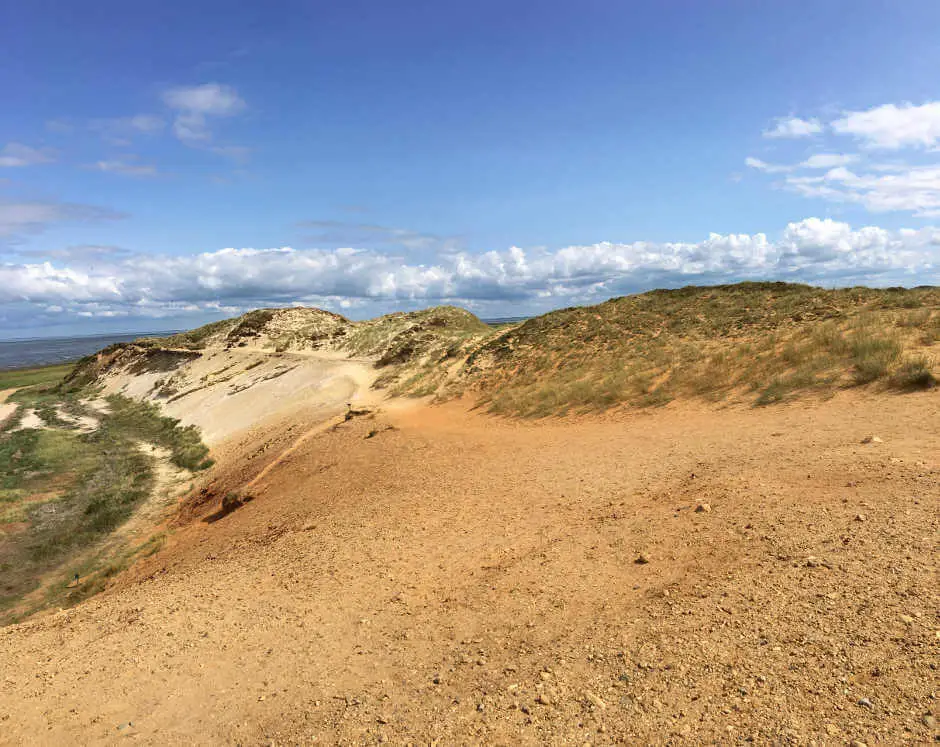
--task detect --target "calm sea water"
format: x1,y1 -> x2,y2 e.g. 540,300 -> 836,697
0,331 -> 178,371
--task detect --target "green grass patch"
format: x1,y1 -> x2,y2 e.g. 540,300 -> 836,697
0,363 -> 74,391
0,388 -> 211,624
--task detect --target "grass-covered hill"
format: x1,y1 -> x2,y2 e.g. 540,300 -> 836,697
461,282 -> 939,415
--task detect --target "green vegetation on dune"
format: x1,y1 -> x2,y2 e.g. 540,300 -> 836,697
464,283 -> 939,416
0,384 -> 212,624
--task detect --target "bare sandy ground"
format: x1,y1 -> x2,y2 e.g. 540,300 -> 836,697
0,389 -> 16,424
100,348 -> 377,445
0,391 -> 937,745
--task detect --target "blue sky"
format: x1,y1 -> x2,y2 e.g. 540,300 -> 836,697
2,0 -> 940,338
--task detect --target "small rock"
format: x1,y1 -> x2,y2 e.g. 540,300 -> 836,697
805,556 -> 827,568
377,714 -> 390,724
860,435 -> 883,444
825,723 -> 840,735
900,614 -> 915,625
583,691 -> 606,710
635,553 -> 650,565
921,713 -> 936,728
536,693 -> 551,706
854,513 -> 866,522
694,502 -> 712,513
849,742 -> 867,747
857,697 -> 873,709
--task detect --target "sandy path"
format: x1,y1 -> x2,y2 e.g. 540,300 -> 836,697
0,389 -> 16,425
0,392 -> 937,744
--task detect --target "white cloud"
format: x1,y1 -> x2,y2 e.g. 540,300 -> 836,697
3,219 -> 936,322
745,157 -> 791,174
786,165 -> 940,217
763,117 -> 823,139
750,102 -> 940,217
831,102 -> 940,149
746,154 -> 857,175
0,143 -> 57,168
162,83 -> 246,144
800,153 -> 857,169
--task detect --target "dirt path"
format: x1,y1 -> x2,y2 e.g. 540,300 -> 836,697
0,392 -> 937,745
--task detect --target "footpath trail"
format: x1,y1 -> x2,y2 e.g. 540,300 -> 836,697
0,391 -> 937,745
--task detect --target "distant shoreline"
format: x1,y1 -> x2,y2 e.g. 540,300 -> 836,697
0,330 -> 180,372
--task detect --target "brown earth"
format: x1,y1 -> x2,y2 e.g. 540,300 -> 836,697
0,391 -> 937,745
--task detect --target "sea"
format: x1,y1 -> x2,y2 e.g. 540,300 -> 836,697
0,331 -> 179,371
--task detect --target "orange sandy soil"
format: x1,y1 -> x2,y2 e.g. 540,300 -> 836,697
0,392 -> 937,745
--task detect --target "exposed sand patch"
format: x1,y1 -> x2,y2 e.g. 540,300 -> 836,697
54,406 -> 99,433
84,398 -> 111,416
0,389 -> 18,425
97,348 -> 378,444
10,408 -> 43,431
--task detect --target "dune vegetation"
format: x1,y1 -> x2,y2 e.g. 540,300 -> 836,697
460,282 -> 939,416
0,369 -> 211,624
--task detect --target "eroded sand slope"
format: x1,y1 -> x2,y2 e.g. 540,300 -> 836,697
95,347 -> 378,445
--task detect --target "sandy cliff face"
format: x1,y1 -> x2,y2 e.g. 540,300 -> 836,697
92,346 -> 375,444
65,305 -> 490,444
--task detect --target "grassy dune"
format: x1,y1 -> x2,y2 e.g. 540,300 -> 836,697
463,283 -> 939,416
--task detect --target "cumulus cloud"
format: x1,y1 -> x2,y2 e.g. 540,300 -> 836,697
0,143 -> 57,168
2,219 -> 936,323
162,83 -> 246,145
831,102 -> 940,149
763,117 -> 823,139
750,101 -> 940,216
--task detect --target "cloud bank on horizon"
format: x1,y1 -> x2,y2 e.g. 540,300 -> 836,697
2,216 -> 937,329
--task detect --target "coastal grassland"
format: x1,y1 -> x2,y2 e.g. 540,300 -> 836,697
0,362 -> 74,391
0,382 -> 211,624
466,283 -> 939,416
